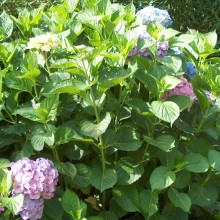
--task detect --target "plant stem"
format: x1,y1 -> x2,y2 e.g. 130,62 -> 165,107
3,107 -> 16,124
44,52 -> 51,76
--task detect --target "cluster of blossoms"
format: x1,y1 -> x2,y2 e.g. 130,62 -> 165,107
128,25 -> 169,59
0,207 -> 4,213
162,76 -> 196,110
27,33 -> 58,52
137,6 -> 173,28
10,157 -> 59,220
19,198 -> 44,220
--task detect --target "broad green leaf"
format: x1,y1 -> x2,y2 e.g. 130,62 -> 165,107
139,190 -> 158,218
22,69 -> 41,82
55,162 -> 77,179
208,150 -> 220,172
189,183 -> 218,206
0,11 -> 13,40
166,95 -> 193,112
150,101 -> 180,125
172,171 -> 191,189
143,135 -> 175,152
31,135 -> 44,151
112,185 -> 139,212
168,188 -> 191,212
80,113 -> 111,139
162,203 -> 188,220
43,78 -> 88,96
37,95 -> 59,122
150,166 -> 176,190
0,194 -> 24,215
163,75 -> 181,90
90,168 -> 117,192
98,211 -> 118,220
14,107 -> 38,122
193,88 -> 210,110
61,190 -> 81,219
159,56 -> 182,72
98,67 -> 134,92
73,164 -> 91,188
184,153 -> 209,173
115,157 -> 144,185
106,126 -> 143,151
66,0 -> 79,13
0,158 -> 10,169
44,198 -> 64,220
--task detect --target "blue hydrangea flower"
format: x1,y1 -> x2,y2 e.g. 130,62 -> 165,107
137,6 -> 173,28
186,62 -> 197,78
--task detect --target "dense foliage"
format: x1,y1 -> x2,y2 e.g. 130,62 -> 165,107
0,0 -> 220,219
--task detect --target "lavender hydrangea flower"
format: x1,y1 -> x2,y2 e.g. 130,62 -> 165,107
186,62 -> 197,78
10,158 -> 59,200
0,207 -> 4,213
19,198 -> 44,220
194,90 -> 216,105
137,6 -> 173,28
128,25 -> 169,59
157,41 -> 169,58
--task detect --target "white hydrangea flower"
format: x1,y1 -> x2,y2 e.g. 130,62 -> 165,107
27,33 -> 58,51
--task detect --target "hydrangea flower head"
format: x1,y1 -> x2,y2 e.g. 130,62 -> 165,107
0,207 -> 4,213
18,198 -> 44,220
137,6 -> 173,28
186,62 -> 197,78
10,157 -> 59,199
162,76 -> 195,100
27,33 -> 58,51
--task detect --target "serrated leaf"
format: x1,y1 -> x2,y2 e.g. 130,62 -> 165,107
150,166 -> 176,190
73,164 -> 91,188
55,162 -> 77,179
90,168 -> 117,192
151,101 -> 180,125
184,153 -> 209,173
80,113 -> 111,139
168,188 -> 191,212
112,185 -> 139,212
0,194 -> 24,215
143,135 -> 175,152
0,11 -> 13,40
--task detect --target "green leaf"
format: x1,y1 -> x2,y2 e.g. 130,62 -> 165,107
166,95 -> 193,112
112,185 -> 139,212
73,164 -> 91,188
0,194 -> 24,215
189,183 -> 218,206
150,166 -> 176,190
143,135 -> 176,152
98,211 -> 118,220
14,107 -> 38,122
90,167 -> 117,192
0,158 -> 10,169
115,157 -> 144,185
172,171 -> 191,189
43,79 -> 89,96
98,67 -> 135,92
31,135 -> 44,151
159,56 -> 182,72
162,203 -> 188,220
168,188 -> 191,212
66,0 -> 79,13
37,95 -> 59,122
0,11 -> 13,40
55,162 -> 77,179
44,198 -> 64,220
150,101 -> 180,125
139,190 -> 158,218
184,153 -> 209,173
61,190 -> 82,219
80,113 -> 111,139
208,150 -> 220,172
22,69 -> 41,82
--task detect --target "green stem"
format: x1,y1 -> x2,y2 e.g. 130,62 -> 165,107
81,59 -> 106,172
34,84 -> 39,100
3,107 -> 16,124
202,169 -> 214,186
44,52 -> 51,76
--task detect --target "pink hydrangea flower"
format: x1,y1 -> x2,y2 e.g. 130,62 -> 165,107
19,198 -> 44,220
10,158 -> 59,200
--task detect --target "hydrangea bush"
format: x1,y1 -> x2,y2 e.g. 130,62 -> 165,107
0,0 -> 220,219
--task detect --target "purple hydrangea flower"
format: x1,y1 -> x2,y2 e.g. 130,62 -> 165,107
186,62 -> 197,78
194,90 -> 216,105
157,41 -> 169,58
19,198 -> 44,220
10,158 -> 59,200
0,207 -> 4,213
137,6 -> 173,28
